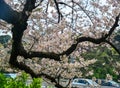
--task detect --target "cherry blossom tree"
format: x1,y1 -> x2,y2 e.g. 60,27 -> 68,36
0,0 -> 120,87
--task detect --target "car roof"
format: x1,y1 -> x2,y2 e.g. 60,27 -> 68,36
108,80 -> 118,84
85,79 -> 98,85
73,78 -> 98,85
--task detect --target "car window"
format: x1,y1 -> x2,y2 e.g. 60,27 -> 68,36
4,73 -> 17,79
74,79 -> 78,82
78,80 -> 88,84
109,80 -> 117,85
107,82 -> 112,86
102,81 -> 112,86
4,74 -> 11,78
78,80 -> 83,83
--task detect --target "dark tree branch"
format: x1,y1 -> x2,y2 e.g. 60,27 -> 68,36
11,60 -> 38,78
57,2 -> 77,12
72,1 -> 94,25
23,0 -> 36,12
53,0 -> 63,23
39,73 -> 65,88
106,13 -> 120,38
20,51 -> 61,61
45,1 -> 49,13
65,79 -> 72,88
105,40 -> 120,55
19,13 -> 120,61
19,62 -> 65,88
60,37 -> 106,56
60,13 -> 120,56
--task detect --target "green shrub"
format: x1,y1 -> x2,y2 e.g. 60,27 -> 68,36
0,72 -> 42,88
0,73 -> 7,88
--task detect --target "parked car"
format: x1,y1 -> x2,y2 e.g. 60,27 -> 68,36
108,80 -> 120,88
71,78 -> 99,88
96,79 -> 120,88
4,73 -> 17,79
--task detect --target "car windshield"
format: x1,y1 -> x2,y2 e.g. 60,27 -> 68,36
78,79 -> 87,84
4,73 -> 17,79
109,80 -> 118,84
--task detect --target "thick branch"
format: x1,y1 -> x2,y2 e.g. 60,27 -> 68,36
9,0 -> 37,75
23,0 -> 36,12
60,14 -> 120,56
39,73 -> 65,88
105,40 -> 120,55
20,51 -> 61,61
18,14 -> 120,62
61,37 -> 106,56
106,13 -> 120,37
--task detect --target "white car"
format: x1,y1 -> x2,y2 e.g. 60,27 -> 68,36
71,78 -> 99,88
108,80 -> 120,88
4,73 -> 17,79
96,79 -> 120,88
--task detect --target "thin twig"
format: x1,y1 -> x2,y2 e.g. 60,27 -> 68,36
53,0 -> 63,23
73,1 -> 94,25
57,2 -> 77,12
